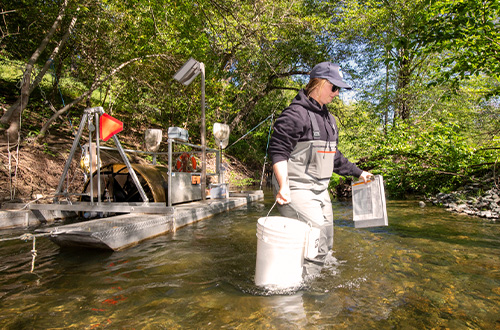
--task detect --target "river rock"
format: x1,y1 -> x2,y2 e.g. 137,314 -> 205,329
426,174 -> 499,220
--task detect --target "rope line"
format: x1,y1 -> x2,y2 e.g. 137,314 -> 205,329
0,232 -> 53,242
49,59 -> 80,140
259,113 -> 274,189
50,59 -> 66,107
0,232 -> 54,273
226,113 -> 274,149
30,236 -> 37,272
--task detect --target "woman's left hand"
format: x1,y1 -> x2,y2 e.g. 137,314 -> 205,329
359,171 -> 373,183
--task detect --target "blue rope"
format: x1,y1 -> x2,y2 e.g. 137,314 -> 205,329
226,113 -> 274,149
265,113 -> 274,154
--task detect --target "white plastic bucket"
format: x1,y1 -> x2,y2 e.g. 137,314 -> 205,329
255,216 -> 309,288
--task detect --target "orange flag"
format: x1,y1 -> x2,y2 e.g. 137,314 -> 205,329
100,113 -> 123,141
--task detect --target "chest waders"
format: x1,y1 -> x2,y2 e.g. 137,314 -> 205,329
272,110 -> 337,277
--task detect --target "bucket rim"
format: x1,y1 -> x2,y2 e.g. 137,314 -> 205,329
257,216 -> 309,230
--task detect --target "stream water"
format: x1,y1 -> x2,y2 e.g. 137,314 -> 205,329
0,189 -> 499,329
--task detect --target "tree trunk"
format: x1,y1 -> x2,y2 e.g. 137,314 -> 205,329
229,91 -> 266,132
0,0 -> 69,143
5,70 -> 30,142
228,70 -> 305,131
396,54 -> 411,120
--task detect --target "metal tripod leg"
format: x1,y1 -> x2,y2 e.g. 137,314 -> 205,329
112,135 -> 148,203
55,106 -> 147,204
54,112 -> 88,202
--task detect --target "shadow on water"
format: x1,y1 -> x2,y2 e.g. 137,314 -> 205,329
0,192 -> 499,329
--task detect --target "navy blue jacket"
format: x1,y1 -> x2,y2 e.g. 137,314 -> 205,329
269,89 -> 363,178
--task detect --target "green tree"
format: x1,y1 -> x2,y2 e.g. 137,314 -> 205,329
329,0 -> 431,121
0,0 -> 74,142
416,0 -> 500,93
195,0 -> 335,131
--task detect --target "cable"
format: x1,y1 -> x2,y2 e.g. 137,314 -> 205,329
259,113 -> 274,189
226,113 -> 274,149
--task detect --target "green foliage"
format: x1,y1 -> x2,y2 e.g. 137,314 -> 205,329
328,172 -> 343,193
227,172 -> 257,188
2,0 -> 499,199
0,58 -> 24,82
331,99 -> 383,163
329,0 -> 430,120
422,0 -> 499,80
362,119 -> 498,197
42,142 -> 57,157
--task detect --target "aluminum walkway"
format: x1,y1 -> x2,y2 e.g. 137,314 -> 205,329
33,191 -> 263,250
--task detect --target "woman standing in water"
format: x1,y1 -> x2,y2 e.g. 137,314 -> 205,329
268,62 -> 372,277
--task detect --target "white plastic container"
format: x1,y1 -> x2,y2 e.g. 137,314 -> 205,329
255,216 -> 308,289
213,123 -> 230,149
351,175 -> 388,228
144,129 -> 162,152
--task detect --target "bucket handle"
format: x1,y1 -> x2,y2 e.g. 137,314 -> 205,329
264,200 -> 300,224
306,221 -> 315,237
263,200 -> 277,226
266,200 -> 278,218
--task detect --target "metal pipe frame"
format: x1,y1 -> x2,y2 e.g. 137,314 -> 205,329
53,104 -> 223,212
55,107 -> 149,207
95,112 -> 102,204
200,63 -> 206,201
168,138 -> 172,206
29,202 -> 173,214
111,135 -> 149,203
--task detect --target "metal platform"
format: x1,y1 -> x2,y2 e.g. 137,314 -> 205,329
35,191 -> 264,251
28,202 -> 173,214
41,213 -> 174,250
2,106 -> 263,250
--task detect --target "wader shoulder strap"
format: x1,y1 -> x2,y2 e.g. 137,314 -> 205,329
328,113 -> 337,136
307,111 -> 321,140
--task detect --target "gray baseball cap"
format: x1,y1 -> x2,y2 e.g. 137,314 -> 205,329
310,62 -> 352,89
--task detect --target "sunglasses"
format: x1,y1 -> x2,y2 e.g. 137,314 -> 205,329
331,85 -> 340,92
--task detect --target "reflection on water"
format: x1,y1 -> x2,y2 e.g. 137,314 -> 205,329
0,190 -> 499,329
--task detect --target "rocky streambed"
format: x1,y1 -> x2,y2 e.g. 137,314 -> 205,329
426,176 -> 500,221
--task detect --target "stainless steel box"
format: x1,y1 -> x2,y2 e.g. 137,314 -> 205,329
171,172 -> 201,204
168,127 -> 189,142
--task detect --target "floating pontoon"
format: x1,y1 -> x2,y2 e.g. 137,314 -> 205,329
36,191 -> 263,250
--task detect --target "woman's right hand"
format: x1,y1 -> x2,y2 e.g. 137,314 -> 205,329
276,185 -> 291,205
273,160 -> 291,205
